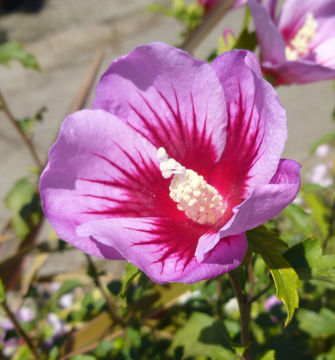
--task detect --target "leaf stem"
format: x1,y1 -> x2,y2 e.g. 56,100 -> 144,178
85,254 -> 126,327
1,301 -> 42,360
0,91 -> 43,170
248,283 -> 272,304
229,270 -> 251,360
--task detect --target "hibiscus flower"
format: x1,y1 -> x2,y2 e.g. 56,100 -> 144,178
40,43 -> 300,283
249,0 -> 335,84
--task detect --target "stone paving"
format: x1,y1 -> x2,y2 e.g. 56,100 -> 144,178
0,0 -> 334,276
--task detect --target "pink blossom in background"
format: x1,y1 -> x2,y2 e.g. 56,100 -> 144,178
199,0 -> 247,14
249,0 -> 335,85
40,43 -> 301,284
264,295 -> 282,311
0,307 -> 34,355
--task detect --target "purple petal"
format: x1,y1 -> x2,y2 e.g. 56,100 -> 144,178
40,109 -> 180,260
248,0 -> 286,64
196,159 -> 301,261
92,42 -> 227,176
262,60 -> 335,85
279,0 -> 335,39
211,50 -> 287,200
77,217 -> 247,283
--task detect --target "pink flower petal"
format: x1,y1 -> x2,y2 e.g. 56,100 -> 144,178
40,109 -> 180,259
77,217 -> 247,283
196,159 -> 301,261
248,0 -> 286,65
211,50 -> 287,199
93,42 -> 227,176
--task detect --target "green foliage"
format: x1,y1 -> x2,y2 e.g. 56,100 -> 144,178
171,312 -> 236,359
297,308 -> 335,337
284,238 -> 335,282
0,41 -> 40,70
282,203 -> 313,236
259,350 -> 276,360
218,8 -> 257,55
0,277 -> 5,302
4,177 -> 42,240
248,227 -> 299,325
18,106 -> 47,136
149,0 -> 204,32
304,193 -> 329,238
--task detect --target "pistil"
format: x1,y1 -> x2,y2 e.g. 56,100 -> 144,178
285,13 -> 317,61
157,147 -> 225,225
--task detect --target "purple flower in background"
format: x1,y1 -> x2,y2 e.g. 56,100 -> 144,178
199,0 -> 247,14
40,43 -> 300,284
264,295 -> 282,311
0,307 -> 34,354
249,0 -> 335,85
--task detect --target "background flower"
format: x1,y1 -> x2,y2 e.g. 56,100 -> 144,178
40,43 -> 300,284
249,0 -> 335,84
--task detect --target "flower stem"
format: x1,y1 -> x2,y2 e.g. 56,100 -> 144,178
181,0 -> 235,53
1,301 -> 42,360
229,270 -> 251,360
85,254 -> 126,327
0,91 -> 43,170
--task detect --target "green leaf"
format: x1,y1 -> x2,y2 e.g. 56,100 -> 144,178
13,345 -> 32,360
120,263 -> 140,299
57,279 -> 81,297
95,340 -> 115,359
247,227 -> 299,326
4,177 -> 42,240
0,41 -> 40,70
284,237 -> 335,282
259,350 -> 276,360
0,278 -> 5,302
18,107 -> 47,136
233,29 -> 257,51
304,193 -> 328,238
171,312 -> 236,359
69,355 -> 96,360
282,203 -> 313,236
317,346 -> 335,360
297,308 -> 335,337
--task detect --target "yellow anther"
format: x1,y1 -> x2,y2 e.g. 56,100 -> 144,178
157,147 -> 225,225
285,13 -> 317,61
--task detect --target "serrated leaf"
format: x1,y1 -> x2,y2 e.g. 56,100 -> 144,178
0,41 -> 40,70
297,308 -> 335,337
284,237 -> 335,281
247,227 -> 299,326
171,312 -> 235,359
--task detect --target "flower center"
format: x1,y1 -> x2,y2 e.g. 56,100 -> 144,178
157,147 -> 225,225
285,13 -> 317,61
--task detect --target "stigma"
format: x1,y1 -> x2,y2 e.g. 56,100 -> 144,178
157,147 -> 225,225
285,13 -> 317,61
